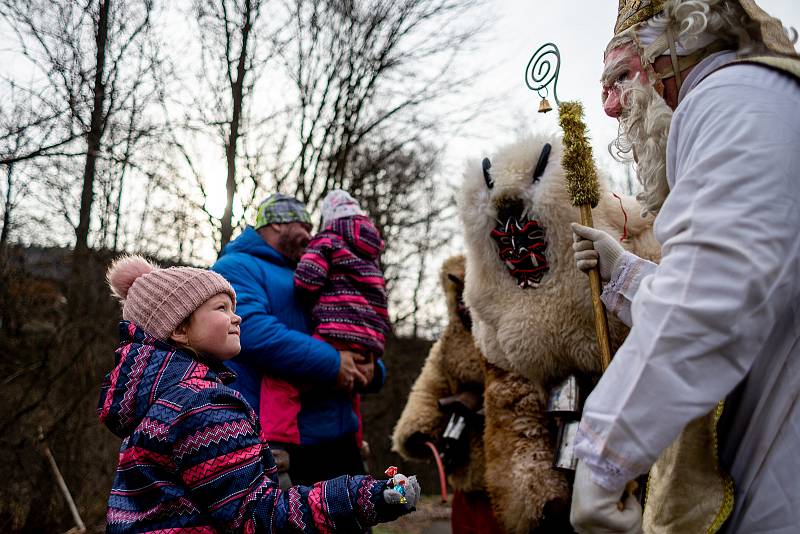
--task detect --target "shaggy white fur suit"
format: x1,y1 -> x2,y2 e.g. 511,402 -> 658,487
458,134 -> 660,533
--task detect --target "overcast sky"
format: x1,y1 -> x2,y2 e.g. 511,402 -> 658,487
442,0 -> 800,191
163,0 -> 800,236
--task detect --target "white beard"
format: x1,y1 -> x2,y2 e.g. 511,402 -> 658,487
610,80 -> 674,217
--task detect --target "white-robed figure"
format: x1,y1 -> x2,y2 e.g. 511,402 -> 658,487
568,1 -> 800,533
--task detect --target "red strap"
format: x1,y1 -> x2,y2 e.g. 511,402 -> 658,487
424,441 -> 449,503
612,193 -> 629,242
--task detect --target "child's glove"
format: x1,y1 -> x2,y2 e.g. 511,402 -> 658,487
383,473 -> 420,510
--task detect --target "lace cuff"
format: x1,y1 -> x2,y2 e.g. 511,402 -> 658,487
574,422 -> 646,492
601,252 -> 656,327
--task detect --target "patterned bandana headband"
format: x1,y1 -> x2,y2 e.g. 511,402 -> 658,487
254,193 -> 312,229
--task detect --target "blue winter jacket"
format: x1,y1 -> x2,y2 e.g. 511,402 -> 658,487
212,226 -> 384,445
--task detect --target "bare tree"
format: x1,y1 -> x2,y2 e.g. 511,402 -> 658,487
176,0 -> 271,252
275,0 -> 483,208
270,0 -> 481,333
345,135 -> 457,334
0,87 -> 76,253
0,0 -> 159,252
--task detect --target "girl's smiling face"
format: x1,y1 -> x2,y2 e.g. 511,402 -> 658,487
171,293 -> 241,361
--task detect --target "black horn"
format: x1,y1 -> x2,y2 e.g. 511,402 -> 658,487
532,143 -> 552,182
482,157 -> 494,189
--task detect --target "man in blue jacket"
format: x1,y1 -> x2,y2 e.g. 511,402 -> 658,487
212,193 -> 384,485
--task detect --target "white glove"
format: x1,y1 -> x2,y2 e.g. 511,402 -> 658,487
383,474 -> 420,510
570,461 -> 642,534
572,223 -> 626,283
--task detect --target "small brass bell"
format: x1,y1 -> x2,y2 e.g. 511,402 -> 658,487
538,97 -> 553,113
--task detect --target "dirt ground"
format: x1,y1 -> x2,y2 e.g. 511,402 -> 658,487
374,495 -> 451,534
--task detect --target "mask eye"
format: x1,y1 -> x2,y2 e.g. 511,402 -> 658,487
500,237 -> 510,244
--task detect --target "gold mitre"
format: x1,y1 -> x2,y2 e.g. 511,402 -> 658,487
614,0 -> 664,35
613,0 -> 797,56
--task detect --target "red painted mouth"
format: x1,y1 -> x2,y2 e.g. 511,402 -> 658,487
490,215 -> 549,289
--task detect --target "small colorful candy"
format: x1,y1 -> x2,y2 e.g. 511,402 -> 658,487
384,466 -> 407,504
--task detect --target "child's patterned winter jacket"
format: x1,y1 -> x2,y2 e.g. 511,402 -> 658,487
98,321 -> 402,533
294,215 -> 389,357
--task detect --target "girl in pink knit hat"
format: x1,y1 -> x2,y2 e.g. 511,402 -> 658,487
99,255 -> 418,533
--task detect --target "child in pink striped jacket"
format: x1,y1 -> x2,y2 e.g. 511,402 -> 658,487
294,190 -> 390,444
99,255 -> 417,533
295,190 -> 389,360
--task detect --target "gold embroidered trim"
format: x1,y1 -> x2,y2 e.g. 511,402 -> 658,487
730,55 -> 800,81
643,401 -> 734,533
615,0 -> 665,35
708,400 -> 734,534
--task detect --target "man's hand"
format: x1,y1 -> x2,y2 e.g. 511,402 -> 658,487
572,223 -> 627,283
336,350 -> 368,393
570,461 -> 642,534
353,353 -> 375,387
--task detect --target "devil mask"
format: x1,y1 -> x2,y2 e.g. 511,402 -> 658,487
484,144 -> 551,289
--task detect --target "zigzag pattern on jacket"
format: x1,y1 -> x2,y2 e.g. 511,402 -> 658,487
138,417 -> 170,441
173,419 -> 254,460
107,498 -> 199,524
98,321 -> 395,533
119,343 -> 150,425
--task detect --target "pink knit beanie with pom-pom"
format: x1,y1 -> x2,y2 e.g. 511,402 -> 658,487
107,255 -> 236,340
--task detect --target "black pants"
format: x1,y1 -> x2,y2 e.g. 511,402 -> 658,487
279,433 -> 365,487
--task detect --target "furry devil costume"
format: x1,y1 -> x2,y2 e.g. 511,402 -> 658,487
392,255 -> 503,533
392,255 -> 487,493
458,134 -> 660,532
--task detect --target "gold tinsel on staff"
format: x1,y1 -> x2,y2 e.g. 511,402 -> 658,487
559,100 -> 639,504
558,100 -> 612,370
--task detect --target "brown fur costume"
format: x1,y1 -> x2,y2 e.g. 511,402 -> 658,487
458,134 -> 660,533
392,255 -> 487,493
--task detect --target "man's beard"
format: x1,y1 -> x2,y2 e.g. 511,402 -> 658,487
278,233 -> 305,264
610,80 -> 674,217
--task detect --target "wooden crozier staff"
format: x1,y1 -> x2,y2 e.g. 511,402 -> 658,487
528,41 -> 637,506
558,101 -> 613,369
558,100 -> 638,505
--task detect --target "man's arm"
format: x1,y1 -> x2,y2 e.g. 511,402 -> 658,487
575,66 -> 800,490
214,255 -> 340,384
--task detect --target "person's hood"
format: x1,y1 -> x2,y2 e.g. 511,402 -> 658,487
218,226 -> 289,266
97,321 -> 234,438
325,215 -> 384,260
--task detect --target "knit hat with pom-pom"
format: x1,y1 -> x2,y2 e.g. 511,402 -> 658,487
321,189 -> 365,227
106,255 -> 236,340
